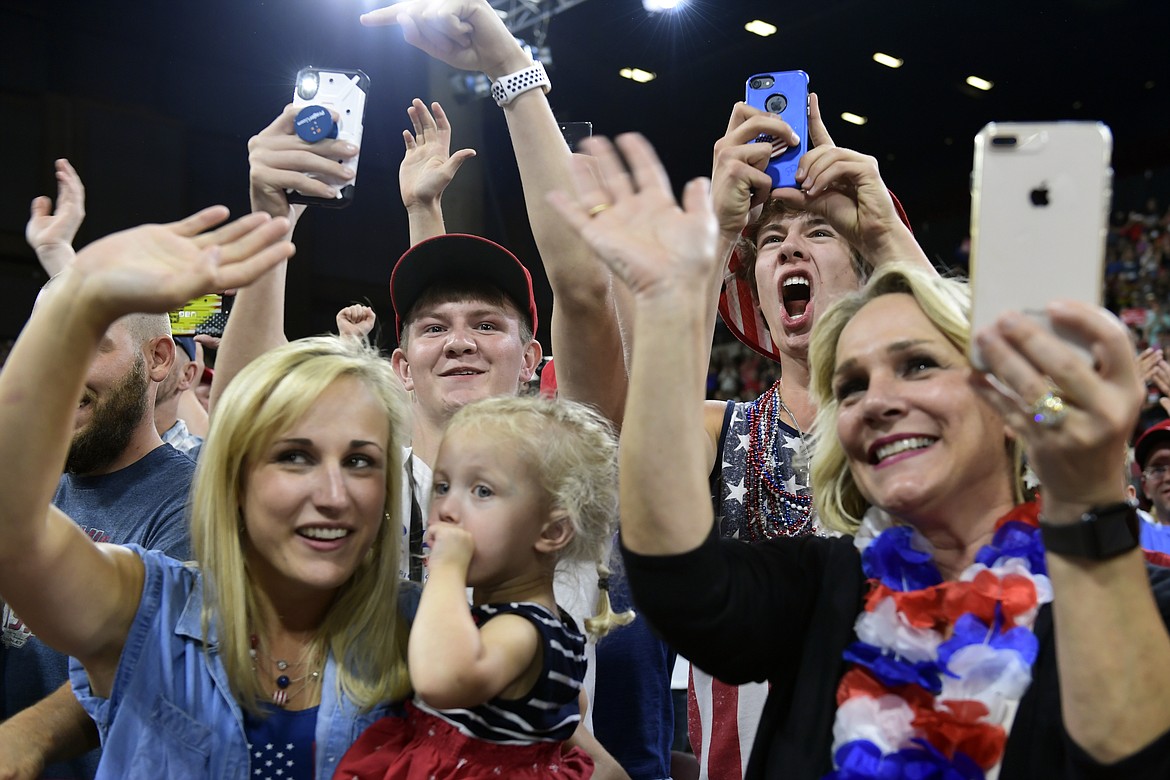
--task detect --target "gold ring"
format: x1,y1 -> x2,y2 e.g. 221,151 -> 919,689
1029,388 -> 1068,428
587,203 -> 611,217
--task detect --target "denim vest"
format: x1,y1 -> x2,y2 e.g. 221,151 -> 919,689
70,547 -> 402,779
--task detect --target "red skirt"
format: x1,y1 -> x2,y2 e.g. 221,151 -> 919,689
336,702 -> 594,780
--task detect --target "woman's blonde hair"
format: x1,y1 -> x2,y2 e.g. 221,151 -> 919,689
807,263 -> 1026,533
444,396 -> 633,639
191,336 -> 411,713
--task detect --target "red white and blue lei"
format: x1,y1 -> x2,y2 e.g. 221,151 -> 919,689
826,503 -> 1051,780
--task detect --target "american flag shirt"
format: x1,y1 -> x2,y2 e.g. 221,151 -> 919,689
687,397 -> 816,779
244,705 -> 315,780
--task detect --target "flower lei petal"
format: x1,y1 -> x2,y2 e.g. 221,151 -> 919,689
827,503 -> 1050,780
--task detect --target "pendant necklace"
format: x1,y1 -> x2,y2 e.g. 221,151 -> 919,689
775,381 -> 811,484
250,634 -> 322,708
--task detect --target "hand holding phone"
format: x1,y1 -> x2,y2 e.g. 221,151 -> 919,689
968,121 -> 1113,368
288,67 -> 370,208
745,70 -> 809,190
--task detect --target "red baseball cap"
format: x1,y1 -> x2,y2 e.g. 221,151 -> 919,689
389,234 -> 538,336
1136,419 -> 1170,469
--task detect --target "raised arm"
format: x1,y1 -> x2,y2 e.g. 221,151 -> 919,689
548,134 -> 718,555
400,98 -> 476,244
408,524 -> 540,708
336,303 -> 377,342
975,301 -> 1170,763
711,102 -> 800,283
212,106 -> 356,410
0,208 -> 292,685
26,158 -> 86,277
363,0 -> 628,425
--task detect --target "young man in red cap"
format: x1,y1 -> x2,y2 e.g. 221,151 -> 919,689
385,232 -> 543,580
1133,420 -> 1170,554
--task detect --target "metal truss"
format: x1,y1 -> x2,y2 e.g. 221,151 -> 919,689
490,0 -> 593,36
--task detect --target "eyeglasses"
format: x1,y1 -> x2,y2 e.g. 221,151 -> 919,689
1143,464 -> 1170,480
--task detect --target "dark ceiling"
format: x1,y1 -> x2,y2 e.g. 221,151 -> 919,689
1,0 -> 1167,343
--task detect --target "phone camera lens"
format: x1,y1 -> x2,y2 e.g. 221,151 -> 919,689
765,93 -> 788,114
298,72 -> 319,100
750,76 -> 775,90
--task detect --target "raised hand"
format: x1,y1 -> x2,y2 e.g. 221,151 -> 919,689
361,0 -> 531,79
973,301 -> 1142,510
424,523 -> 475,573
247,105 -> 358,219
1137,346 -> 1170,398
26,159 -> 86,276
400,99 -> 476,210
710,103 -> 799,237
547,134 -> 717,300
336,304 -> 377,340
68,208 -> 294,324
771,94 -> 914,258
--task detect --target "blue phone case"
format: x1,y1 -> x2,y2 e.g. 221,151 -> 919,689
745,70 -> 809,190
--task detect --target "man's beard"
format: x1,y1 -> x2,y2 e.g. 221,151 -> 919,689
66,356 -> 150,475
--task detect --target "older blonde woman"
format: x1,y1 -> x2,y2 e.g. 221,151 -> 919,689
548,133 -> 1170,778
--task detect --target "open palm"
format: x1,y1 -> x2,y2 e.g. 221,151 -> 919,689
69,208 -> 293,321
548,134 -> 718,299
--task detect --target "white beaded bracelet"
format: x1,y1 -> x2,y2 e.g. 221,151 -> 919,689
490,61 -> 551,107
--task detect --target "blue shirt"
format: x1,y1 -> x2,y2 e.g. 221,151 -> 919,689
1141,511 -> 1170,556
70,547 -> 406,779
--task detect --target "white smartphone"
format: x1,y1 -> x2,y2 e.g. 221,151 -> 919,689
968,121 -> 1113,368
289,67 -> 369,208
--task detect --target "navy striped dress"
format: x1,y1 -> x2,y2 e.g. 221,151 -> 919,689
415,601 -> 586,743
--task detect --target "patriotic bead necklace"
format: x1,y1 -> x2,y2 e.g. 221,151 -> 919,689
744,380 -> 815,540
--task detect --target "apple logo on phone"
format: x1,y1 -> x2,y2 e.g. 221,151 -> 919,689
1029,185 -> 1050,207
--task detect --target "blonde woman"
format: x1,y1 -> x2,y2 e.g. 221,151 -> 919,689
0,208 -> 415,777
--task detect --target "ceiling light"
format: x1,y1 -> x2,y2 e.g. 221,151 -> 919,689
643,0 -> 684,11
620,68 -> 657,84
872,52 -> 903,69
745,20 -> 777,37
966,75 -> 994,91
840,112 -> 867,126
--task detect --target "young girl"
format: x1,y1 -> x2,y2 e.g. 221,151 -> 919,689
337,395 -> 631,779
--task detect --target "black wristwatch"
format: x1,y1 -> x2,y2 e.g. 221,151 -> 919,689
1039,500 -> 1141,560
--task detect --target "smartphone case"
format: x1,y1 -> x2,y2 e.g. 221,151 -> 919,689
170,294 -> 232,338
745,70 -> 810,190
557,121 -> 593,153
969,121 -> 1113,366
289,67 -> 369,209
